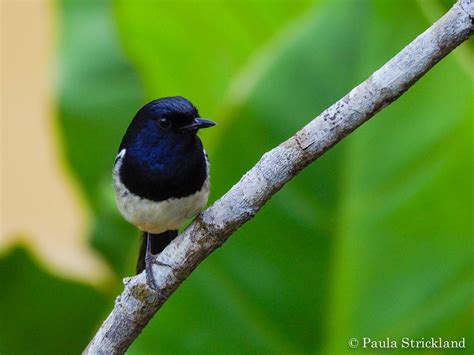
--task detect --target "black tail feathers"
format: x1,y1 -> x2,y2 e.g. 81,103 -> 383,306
136,230 -> 178,274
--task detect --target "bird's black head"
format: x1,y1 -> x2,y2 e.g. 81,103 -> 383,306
142,96 -> 215,132
119,96 -> 215,151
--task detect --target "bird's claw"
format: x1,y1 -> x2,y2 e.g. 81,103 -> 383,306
145,254 -> 172,299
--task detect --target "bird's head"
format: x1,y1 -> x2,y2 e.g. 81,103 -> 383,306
120,96 -> 215,151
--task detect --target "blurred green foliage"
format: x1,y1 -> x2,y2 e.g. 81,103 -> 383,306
0,247 -> 108,354
57,0 -> 143,275
1,0 -> 472,354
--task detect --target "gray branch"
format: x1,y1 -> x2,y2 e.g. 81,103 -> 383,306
84,1 -> 473,353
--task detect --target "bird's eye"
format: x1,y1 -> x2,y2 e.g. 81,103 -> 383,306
158,118 -> 171,129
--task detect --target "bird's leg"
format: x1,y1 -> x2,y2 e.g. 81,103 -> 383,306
145,232 -> 172,297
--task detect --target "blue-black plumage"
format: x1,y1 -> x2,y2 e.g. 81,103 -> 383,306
112,96 -> 215,289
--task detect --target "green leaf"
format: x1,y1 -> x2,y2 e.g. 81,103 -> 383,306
113,0 -> 313,117
0,247 -> 108,354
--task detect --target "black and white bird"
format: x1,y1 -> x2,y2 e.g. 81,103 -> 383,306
113,96 -> 215,289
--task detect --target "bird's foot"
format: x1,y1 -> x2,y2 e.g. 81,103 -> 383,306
145,254 -> 172,299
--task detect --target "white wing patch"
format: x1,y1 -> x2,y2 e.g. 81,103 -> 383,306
114,149 -> 126,165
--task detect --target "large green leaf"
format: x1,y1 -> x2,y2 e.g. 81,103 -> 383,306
0,247 -> 108,354
115,0 -> 473,354
113,0 -> 313,118
324,2 -> 473,353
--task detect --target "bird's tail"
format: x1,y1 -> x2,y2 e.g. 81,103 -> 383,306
136,230 -> 178,274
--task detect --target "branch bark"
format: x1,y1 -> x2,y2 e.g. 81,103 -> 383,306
84,1 -> 473,353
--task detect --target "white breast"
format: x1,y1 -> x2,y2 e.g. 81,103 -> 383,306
113,149 -> 210,234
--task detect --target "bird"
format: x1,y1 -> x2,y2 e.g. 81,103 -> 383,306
112,96 -> 215,292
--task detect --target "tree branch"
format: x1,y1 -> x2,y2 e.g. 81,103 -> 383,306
84,1 -> 473,353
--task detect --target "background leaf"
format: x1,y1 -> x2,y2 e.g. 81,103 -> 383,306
113,0 -> 313,117
0,247 -> 108,354
58,0 -> 144,275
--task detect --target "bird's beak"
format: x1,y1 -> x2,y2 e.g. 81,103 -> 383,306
180,117 -> 216,131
